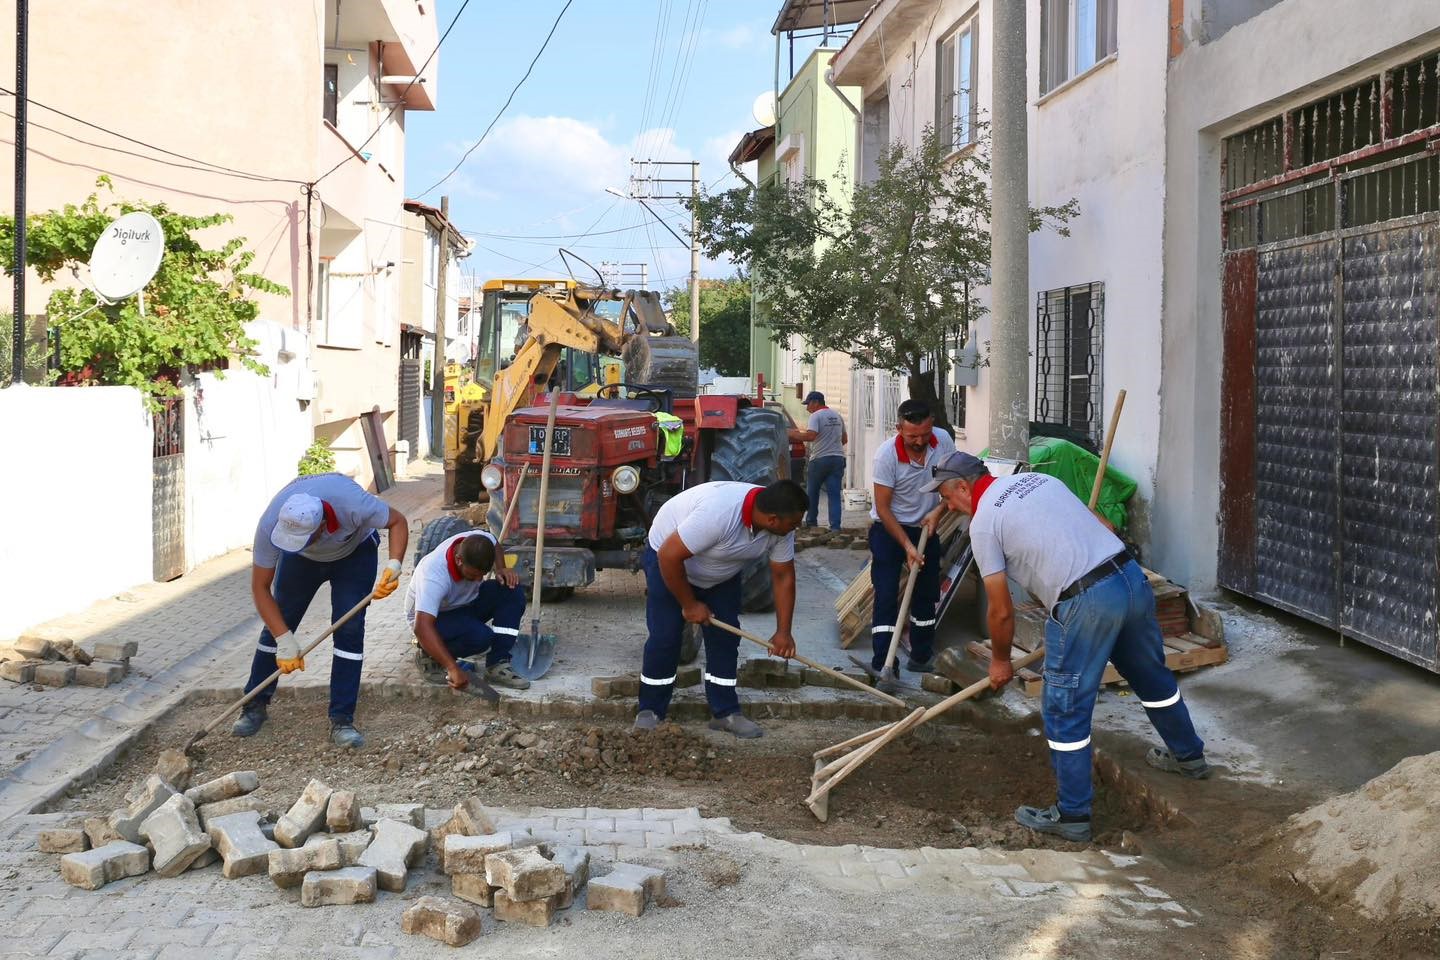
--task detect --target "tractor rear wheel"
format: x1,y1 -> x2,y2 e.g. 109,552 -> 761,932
416,514 -> 476,563
623,335 -> 700,396
708,407 -> 791,613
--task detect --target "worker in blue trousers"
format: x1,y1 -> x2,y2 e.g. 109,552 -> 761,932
233,473 -> 409,749
925,450 -> 1211,842
788,390 -> 848,531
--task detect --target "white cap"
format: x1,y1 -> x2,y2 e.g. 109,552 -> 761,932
270,493 -> 324,553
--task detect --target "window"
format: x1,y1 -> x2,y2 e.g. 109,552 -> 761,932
1041,0 -> 1118,94
937,14 -> 979,153
317,260 -> 332,341
1035,282 -> 1104,444
323,64 -> 339,127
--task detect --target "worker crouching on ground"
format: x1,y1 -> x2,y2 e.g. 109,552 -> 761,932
234,474 -> 409,749
635,480 -> 809,739
924,451 -> 1210,842
405,531 -> 531,691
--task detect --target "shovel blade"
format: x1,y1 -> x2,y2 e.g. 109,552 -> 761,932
510,632 -> 557,680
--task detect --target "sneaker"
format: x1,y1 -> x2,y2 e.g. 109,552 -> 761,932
1145,747 -> 1213,780
414,649 -> 448,685
708,713 -> 763,739
633,709 -> 660,732
330,724 -> 365,750
1014,804 -> 1092,843
486,661 -> 532,690
905,656 -> 936,674
231,707 -> 267,738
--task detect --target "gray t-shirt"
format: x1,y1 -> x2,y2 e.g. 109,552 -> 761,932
648,481 -> 797,588
968,473 -> 1124,611
806,407 -> 846,461
252,474 -> 391,569
869,430 -> 958,525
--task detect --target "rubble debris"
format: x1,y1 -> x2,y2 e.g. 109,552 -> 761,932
326,790 -> 360,832
275,778 -> 334,848
207,810 -> 280,879
587,863 -> 666,917
185,771 -> 259,806
401,895 -> 483,946
37,828 -> 88,854
357,818 -> 428,892
302,866 -> 378,907
138,794 -> 212,877
484,848 -> 566,902
270,837 -> 341,888
60,840 -> 150,890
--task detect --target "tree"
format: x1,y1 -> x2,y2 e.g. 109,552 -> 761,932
691,127 -> 1077,433
0,178 -> 285,406
662,277 -> 751,377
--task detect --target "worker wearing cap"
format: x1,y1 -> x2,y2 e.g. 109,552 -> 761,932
635,479 -> 809,739
788,391 -> 848,532
868,399 -> 957,684
924,451 -> 1209,842
232,473 -> 409,749
404,530 -> 531,691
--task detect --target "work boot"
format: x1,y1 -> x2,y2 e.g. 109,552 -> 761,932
905,655 -> 936,674
1145,747 -> 1213,780
330,723 -> 365,750
632,709 -> 660,732
708,713 -> 763,739
1014,804 -> 1092,843
875,664 -> 901,695
486,662 -> 531,690
231,706 -> 267,738
414,649 -> 447,685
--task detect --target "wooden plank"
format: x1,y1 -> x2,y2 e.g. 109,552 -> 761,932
963,632 -> 1227,698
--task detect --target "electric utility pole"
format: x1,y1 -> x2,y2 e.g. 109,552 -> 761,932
11,0 -> 28,387
432,196 -> 451,470
626,159 -> 700,345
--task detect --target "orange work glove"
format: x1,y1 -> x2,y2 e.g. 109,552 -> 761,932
373,559 -> 402,600
274,631 -> 304,674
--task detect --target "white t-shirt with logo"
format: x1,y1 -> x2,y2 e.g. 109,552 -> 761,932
252,473 -> 391,569
647,481 -> 796,588
806,407 -> 846,461
404,530 -> 499,628
968,473 -> 1124,611
869,430 -> 957,525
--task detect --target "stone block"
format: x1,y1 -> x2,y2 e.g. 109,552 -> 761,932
110,775 -> 179,844
326,790 -> 360,832
326,829 -> 373,866
401,896 -> 483,947
33,662 -> 75,687
74,662 -> 124,687
52,639 -> 93,665
275,779 -> 333,848
676,665 -> 703,687
373,802 -> 424,829
587,863 -> 666,917
494,890 -> 559,927
151,749 -> 194,793
432,796 -> 498,862
38,828 -> 88,854
139,794 -> 212,878
185,771 -> 259,806
60,840 -> 150,890
921,673 -> 956,694
766,667 -> 804,689
485,848 -> 565,901
207,810 -> 280,879
801,668 -> 838,688
83,817 -> 122,849
188,847 -> 221,871
197,795 -> 273,831
0,659 -> 39,683
302,866 -> 378,907
451,872 -> 495,907
443,831 -> 525,875
270,837 -> 341,888
12,635 -> 56,660
357,818 -> 428,892
553,846 -> 590,909
93,640 -> 139,661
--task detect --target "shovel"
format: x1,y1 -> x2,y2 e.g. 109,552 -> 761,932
512,390 -> 560,680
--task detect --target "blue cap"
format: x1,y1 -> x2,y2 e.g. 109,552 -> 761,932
803,391 -> 825,405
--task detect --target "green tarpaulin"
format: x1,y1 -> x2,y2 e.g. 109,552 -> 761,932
980,437 -> 1137,529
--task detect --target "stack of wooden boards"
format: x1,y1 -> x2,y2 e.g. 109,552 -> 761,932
833,514 -> 967,651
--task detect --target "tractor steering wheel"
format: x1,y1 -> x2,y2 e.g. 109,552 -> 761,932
596,382 -> 664,413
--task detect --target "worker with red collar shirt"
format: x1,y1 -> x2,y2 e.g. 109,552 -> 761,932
635,479 -> 809,739
404,530 -> 530,691
868,399 -> 956,685
924,450 -> 1209,842
233,473 -> 409,749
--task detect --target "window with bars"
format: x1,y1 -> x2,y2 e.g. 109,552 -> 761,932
1035,283 -> 1104,444
1041,0 -> 1118,95
937,14 -> 979,153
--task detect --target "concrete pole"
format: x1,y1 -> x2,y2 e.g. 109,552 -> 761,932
988,0 -> 1031,461
11,0 -> 28,387
689,161 -> 701,345
432,196 -> 451,482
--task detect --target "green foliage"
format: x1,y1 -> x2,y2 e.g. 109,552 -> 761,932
0,315 -> 58,387
297,436 -> 337,476
662,277 -> 752,376
691,128 -> 1077,430
0,177 -> 286,405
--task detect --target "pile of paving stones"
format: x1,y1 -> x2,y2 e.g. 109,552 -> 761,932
793,529 -> 869,552
40,748 -> 670,945
0,635 -> 134,687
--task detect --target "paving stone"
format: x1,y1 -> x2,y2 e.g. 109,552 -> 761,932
12,636 -> 56,660
591,675 -> 640,698
38,827 -> 89,854
587,863 -> 666,917
325,830 -> 373,866
443,832 -> 520,875
197,795 -> 273,831
553,846 -> 590,908
485,847 -> 566,901
451,873 -> 495,908
301,866 -> 378,907
275,779 -> 333,848
401,896 -> 482,946
357,818 -> 428,892
326,791 -> 360,832
151,749 -> 194,793
139,794 -> 212,877
207,811 -> 280,879
675,664 -> 703,687
766,666 -> 804,688
371,802 -> 424,829
184,771 -> 259,806
93,640 -> 139,660
84,816 -> 123,848
110,775 -> 179,844
0,659 -> 39,683
32,662 -> 75,687
270,837 -> 341,888
494,889 -> 559,927
188,847 -> 221,871
801,668 -> 839,688
60,840 -> 150,890
921,673 -> 957,694
74,662 -> 125,687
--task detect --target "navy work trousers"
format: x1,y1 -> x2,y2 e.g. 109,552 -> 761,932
432,580 -> 527,665
868,521 -> 942,671
638,546 -> 743,720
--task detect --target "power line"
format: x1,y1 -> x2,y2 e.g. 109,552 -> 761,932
457,220 -> 661,242
418,0 -> 576,198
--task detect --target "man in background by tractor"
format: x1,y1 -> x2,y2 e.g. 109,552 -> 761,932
405,531 -> 532,691
789,390 -> 848,532
635,480 -> 809,739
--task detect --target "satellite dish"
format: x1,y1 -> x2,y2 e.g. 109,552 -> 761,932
752,91 -> 777,128
89,211 -> 165,302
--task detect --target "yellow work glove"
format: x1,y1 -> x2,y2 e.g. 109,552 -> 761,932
274,631 -> 304,674
373,559 -> 402,600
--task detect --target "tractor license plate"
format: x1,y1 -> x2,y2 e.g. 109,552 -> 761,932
528,426 -> 571,457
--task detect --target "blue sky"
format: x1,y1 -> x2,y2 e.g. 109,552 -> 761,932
404,0 -> 796,291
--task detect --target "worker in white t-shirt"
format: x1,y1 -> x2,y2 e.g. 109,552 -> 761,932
635,479 -> 809,739
788,391 -> 848,531
924,451 -> 1209,843
403,531 -> 531,691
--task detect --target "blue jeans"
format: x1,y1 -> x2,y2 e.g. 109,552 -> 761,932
1042,559 -> 1205,817
638,546 -> 743,719
244,533 -> 377,725
432,580 -> 527,665
869,522 -> 942,670
806,455 -> 846,530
